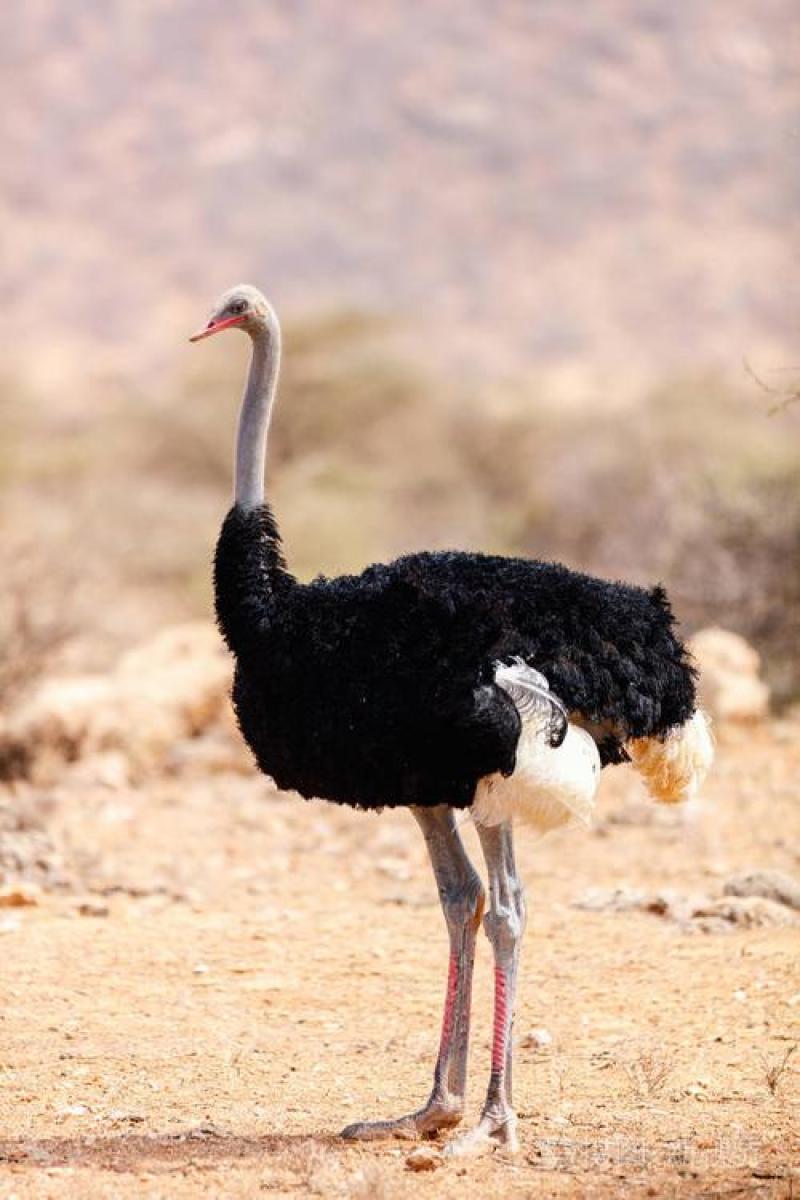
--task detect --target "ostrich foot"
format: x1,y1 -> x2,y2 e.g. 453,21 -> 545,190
341,1094 -> 464,1142
444,1110 -> 519,1158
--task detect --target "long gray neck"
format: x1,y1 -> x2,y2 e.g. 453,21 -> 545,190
235,316 -> 281,510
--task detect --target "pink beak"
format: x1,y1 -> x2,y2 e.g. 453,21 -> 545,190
189,314 -> 246,343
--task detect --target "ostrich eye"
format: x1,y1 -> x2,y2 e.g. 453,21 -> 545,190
229,300 -> 247,315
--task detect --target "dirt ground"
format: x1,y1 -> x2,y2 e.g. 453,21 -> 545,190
1,720 -> 798,1199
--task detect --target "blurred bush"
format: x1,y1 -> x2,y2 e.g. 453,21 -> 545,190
0,317 -> 798,709
461,378 -> 800,705
0,565 -> 74,710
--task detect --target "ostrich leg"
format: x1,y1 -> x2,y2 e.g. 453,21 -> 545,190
341,806 -> 485,1140
446,821 -> 526,1157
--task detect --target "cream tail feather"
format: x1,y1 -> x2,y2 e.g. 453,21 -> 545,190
626,709 -> 714,805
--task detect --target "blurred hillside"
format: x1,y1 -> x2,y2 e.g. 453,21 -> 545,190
4,0 -> 798,381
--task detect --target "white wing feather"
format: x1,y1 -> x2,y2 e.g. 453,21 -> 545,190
473,658 -> 601,833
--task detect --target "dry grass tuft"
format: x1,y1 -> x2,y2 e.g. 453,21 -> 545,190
758,1044 -> 797,1098
280,1141 -> 394,1199
0,556 -> 75,710
622,1049 -> 675,1099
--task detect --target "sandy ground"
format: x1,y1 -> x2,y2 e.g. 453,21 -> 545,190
1,722 -> 798,1198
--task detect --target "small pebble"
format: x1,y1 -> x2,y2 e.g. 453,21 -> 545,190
0,884 -> 41,908
186,1123 -> 225,1139
723,869 -> 800,912
75,900 -> 110,918
522,1027 -> 553,1050
406,1146 -> 442,1171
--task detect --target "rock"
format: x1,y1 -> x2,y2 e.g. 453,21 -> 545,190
74,898 -> 110,918
1,676 -> 114,782
406,1146 -> 442,1171
723,869 -> 800,912
183,1123 -> 225,1139
521,1027 -> 553,1050
689,628 -> 769,723
572,886 -> 681,917
0,622 -> 233,782
691,896 -> 798,931
0,882 -> 41,907
115,623 -> 232,744
0,826 -> 71,891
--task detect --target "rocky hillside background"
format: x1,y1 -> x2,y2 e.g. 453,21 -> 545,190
3,0 -> 798,382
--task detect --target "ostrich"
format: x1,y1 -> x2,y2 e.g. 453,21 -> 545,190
190,285 -> 712,1156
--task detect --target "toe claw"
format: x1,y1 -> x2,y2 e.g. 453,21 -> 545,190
340,1117 -> 417,1142
444,1112 -> 519,1158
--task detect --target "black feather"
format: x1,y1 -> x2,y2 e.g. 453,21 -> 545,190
214,503 -> 697,811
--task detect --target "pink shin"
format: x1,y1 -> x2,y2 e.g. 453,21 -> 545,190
438,952 -> 460,1056
491,966 -> 509,1073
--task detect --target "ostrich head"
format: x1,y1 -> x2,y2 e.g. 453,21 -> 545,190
189,284 -> 274,342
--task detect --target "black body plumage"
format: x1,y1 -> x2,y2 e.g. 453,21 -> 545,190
214,504 -> 697,812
